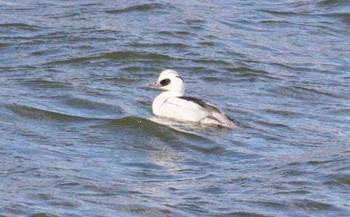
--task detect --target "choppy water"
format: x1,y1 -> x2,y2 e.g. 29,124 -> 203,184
1,0 -> 350,216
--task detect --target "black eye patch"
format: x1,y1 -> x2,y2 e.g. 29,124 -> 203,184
160,78 -> 171,86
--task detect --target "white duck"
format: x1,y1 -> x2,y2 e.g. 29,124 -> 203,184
148,69 -> 238,128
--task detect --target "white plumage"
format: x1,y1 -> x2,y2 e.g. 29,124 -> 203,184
148,69 -> 238,128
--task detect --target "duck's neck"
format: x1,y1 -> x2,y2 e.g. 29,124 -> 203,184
155,90 -> 184,100
152,91 -> 184,115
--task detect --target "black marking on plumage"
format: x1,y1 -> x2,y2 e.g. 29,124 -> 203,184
160,78 -> 171,86
179,96 -> 221,113
226,114 -> 236,123
207,114 -> 222,124
176,76 -> 184,82
160,98 -> 181,109
160,98 -> 169,108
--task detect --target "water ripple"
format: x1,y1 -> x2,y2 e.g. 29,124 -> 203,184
105,3 -> 170,14
1,0 -> 350,216
46,51 -> 173,65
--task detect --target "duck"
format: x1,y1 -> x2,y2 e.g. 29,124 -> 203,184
147,69 -> 239,128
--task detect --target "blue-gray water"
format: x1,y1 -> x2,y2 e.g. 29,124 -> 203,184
1,0 -> 350,216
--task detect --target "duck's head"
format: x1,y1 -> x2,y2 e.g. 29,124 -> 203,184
148,69 -> 185,94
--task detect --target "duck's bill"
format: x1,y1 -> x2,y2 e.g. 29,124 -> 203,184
146,82 -> 161,89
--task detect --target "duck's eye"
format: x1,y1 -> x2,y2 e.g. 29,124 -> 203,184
160,78 -> 171,86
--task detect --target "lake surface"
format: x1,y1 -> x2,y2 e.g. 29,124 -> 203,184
1,0 -> 350,216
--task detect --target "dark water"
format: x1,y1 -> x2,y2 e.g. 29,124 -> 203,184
1,0 -> 350,216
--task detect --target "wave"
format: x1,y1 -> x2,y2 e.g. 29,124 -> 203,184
0,42 -> 8,48
319,0 -> 350,6
5,103 -> 123,122
108,116 -> 211,140
105,3 -> 169,14
127,42 -> 189,49
5,102 -> 212,139
46,51 -> 172,65
0,23 -> 41,31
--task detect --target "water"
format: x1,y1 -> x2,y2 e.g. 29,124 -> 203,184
1,0 -> 349,216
